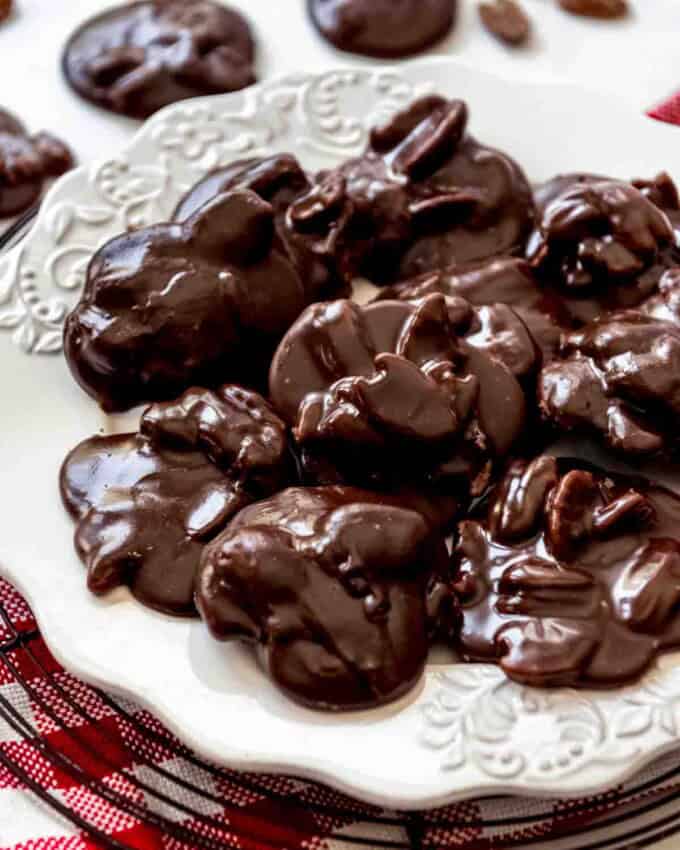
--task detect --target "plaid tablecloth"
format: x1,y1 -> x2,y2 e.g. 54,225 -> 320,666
2,98 -> 680,850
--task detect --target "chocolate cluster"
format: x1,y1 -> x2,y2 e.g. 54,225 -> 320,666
64,190 -> 306,411
0,108 -> 74,217
528,173 -> 679,321
62,0 -> 256,119
270,294 -> 528,500
61,385 -> 290,616
453,456 -> 680,687
197,486 -> 452,710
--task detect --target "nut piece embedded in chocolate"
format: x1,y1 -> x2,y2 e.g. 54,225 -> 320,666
62,1 -> 256,120
307,0 -> 457,59
527,174 -> 678,320
450,455 -> 680,688
539,310 -> 680,458
558,0 -> 627,18
0,108 -> 74,217
174,155 -> 350,301
64,190 -> 306,412
479,0 -> 531,46
376,256 -> 570,366
60,384 -> 290,617
397,101 -> 534,279
270,293 -> 527,498
289,96 -> 534,285
197,486 -> 451,710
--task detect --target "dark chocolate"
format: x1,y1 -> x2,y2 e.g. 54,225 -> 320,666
375,257 -> 569,366
478,0 -> 531,46
286,97 -> 534,285
60,384 -> 290,616
527,173 -> 679,324
450,455 -> 680,688
307,0 -> 456,58
197,486 -> 453,710
174,155 -> 351,301
269,293 -> 527,498
64,190 -> 306,412
539,309 -> 680,458
0,109 -> 74,217
397,103 -> 534,279
62,0 -> 256,120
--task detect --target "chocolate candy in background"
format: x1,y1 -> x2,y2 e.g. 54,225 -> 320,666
451,454 -> 680,688
64,190 -> 306,412
62,0 -> 256,120
527,172 -> 680,324
376,256 -> 571,367
306,96 -> 534,284
270,293 -> 527,503
539,305 -> 680,458
307,0 -> 457,59
0,108 -> 74,217
174,155 -> 351,302
60,384 -> 290,617
197,486 -> 454,710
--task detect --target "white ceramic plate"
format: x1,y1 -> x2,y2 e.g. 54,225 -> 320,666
3,59 -> 680,810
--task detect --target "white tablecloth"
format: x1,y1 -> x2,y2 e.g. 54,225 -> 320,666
1,1 -> 679,846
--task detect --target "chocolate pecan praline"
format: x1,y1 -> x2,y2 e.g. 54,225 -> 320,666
60,384 -> 290,617
269,293 -> 527,502
288,96 -> 534,285
64,190 -> 306,412
62,0 -> 256,119
307,0 -> 457,59
539,306 -> 680,458
451,455 -> 680,688
528,173 -> 680,324
197,486 -> 454,710
174,154 -> 351,301
0,108 -> 74,217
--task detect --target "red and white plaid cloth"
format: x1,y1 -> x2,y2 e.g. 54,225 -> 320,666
2,100 -> 680,850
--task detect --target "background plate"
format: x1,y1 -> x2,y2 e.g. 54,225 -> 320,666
2,59 -> 680,809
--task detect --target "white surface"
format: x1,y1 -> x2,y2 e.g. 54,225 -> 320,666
1,0 -> 680,842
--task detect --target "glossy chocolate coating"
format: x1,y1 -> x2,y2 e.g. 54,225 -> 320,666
539,309 -> 680,458
64,190 -> 306,412
60,385 -> 289,616
398,105 -> 534,279
452,455 -> 680,687
307,0 -> 456,58
174,155 -> 350,301
62,0 -> 256,120
270,293 -> 527,496
0,108 -> 74,217
197,486 -> 452,710
558,0 -> 627,18
634,171 -> 680,246
289,97 -> 534,285
528,173 -> 678,324
376,257 -> 570,366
